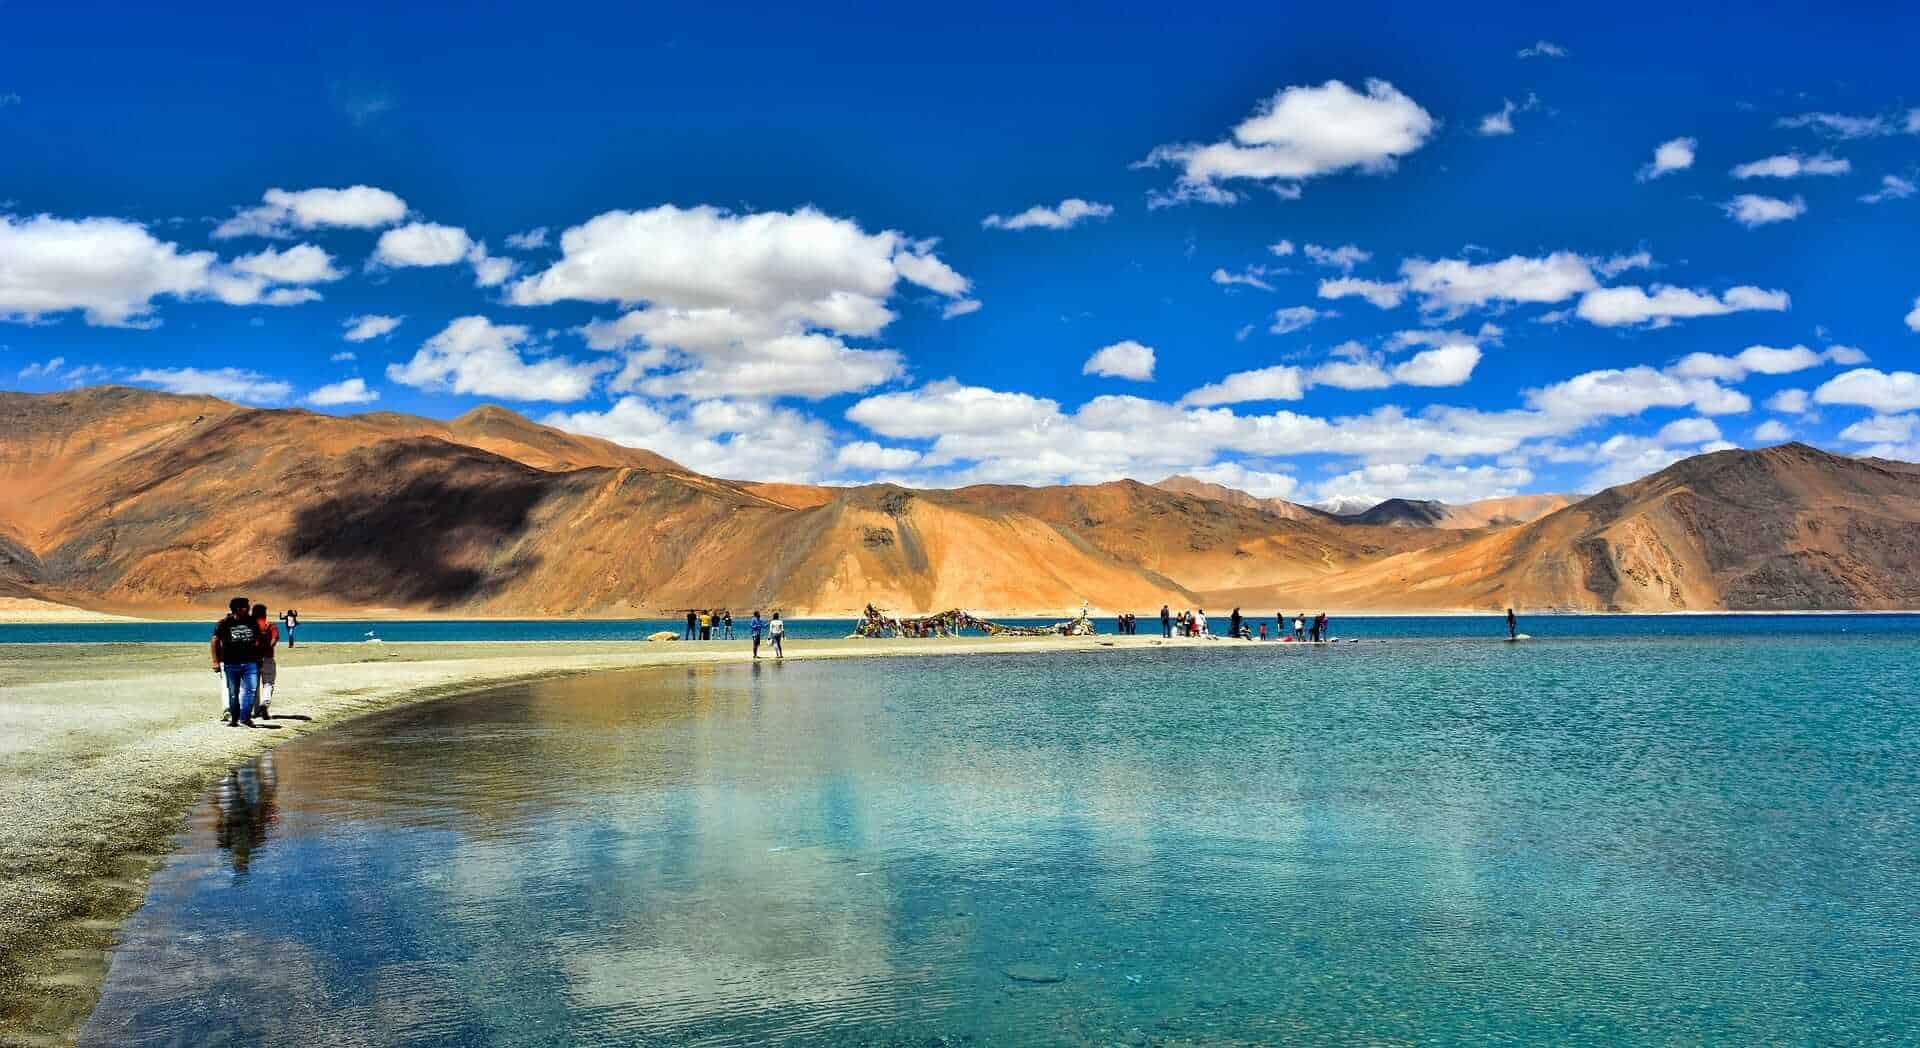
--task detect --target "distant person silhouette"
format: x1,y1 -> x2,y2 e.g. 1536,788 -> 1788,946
1160,605 -> 1172,638
769,612 -> 785,658
1507,608 -> 1518,640
685,609 -> 696,640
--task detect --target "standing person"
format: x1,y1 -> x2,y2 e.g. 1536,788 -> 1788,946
1507,607 -> 1518,640
1293,614 -> 1306,641
1195,608 -> 1208,637
685,609 -> 697,640
1160,604 -> 1172,638
252,603 -> 279,719
279,608 -> 298,648
1259,623 -> 1267,641
722,609 -> 734,640
769,611 -> 785,659
750,610 -> 765,658
1316,612 -> 1329,643
1229,607 -> 1243,639
699,609 -> 712,641
212,596 -> 264,727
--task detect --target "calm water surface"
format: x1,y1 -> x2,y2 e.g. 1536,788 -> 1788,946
84,628 -> 1920,1045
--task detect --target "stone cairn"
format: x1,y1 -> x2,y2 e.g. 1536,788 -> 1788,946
853,603 -> 1096,638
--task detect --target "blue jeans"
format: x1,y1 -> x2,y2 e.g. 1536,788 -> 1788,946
224,661 -> 259,721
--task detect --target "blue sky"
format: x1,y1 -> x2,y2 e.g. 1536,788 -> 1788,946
4,0 -> 1919,504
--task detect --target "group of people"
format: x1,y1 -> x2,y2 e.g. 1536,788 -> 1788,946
1145,604 -> 1332,642
1114,612 -> 1143,634
685,608 -> 786,657
211,596 -> 286,726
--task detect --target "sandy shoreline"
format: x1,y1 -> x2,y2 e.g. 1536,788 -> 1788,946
0,633 -> 1209,1046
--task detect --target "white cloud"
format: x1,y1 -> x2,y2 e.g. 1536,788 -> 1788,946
130,366 -> 291,403
847,380 -> 1062,439
1766,388 -> 1812,415
342,314 -> 403,342
1314,462 -> 1532,505
1723,193 -> 1807,227
835,441 -> 922,472
1638,137 -> 1696,181
1824,345 -> 1869,365
373,222 -> 515,286
1211,267 -> 1275,291
1571,433 -> 1724,489
1837,414 -> 1916,443
1268,305 -> 1328,334
504,227 -> 549,250
1303,243 -> 1370,272
228,243 -> 343,284
1268,239 -> 1296,257
509,204 -> 964,400
1730,152 -> 1849,179
330,350 -> 356,362
1526,365 -> 1750,420
1669,343 -> 1823,381
1777,112 -> 1895,139
1140,78 -> 1434,204
1084,340 -> 1156,381
1657,417 -> 1722,445
1751,419 -> 1792,442
1515,40 -> 1569,59
1477,95 -> 1539,137
306,377 -> 379,406
1814,368 -> 1920,413
17,357 -> 64,379
1180,461 -> 1300,499
213,185 -> 408,239
1183,337 -> 1480,406
1177,365 -> 1305,407
1908,296 -> 1920,333
942,298 -> 982,319
1574,284 -> 1789,327
546,396 -> 836,482
981,198 -> 1114,231
386,316 -> 612,402
1400,252 -> 1599,315
1318,276 -> 1407,309
1861,175 -> 1917,204
1392,342 -> 1481,386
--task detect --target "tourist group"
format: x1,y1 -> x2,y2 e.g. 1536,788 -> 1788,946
1151,605 -> 1332,642
211,599 -> 297,726
687,608 -> 786,658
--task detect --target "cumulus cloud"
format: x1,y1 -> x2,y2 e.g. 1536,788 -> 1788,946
131,366 -> 291,403
942,298 -> 982,319
373,222 -> 515,286
1574,284 -> 1789,327
306,377 -> 379,406
1861,175 -> 1917,204
1638,137 -> 1696,181
1766,388 -> 1812,415
835,441 -> 922,472
981,198 -> 1114,231
1723,193 -> 1807,227
1180,461 -> 1300,499
1526,365 -> 1750,420
1401,252 -> 1598,315
1268,240 -> 1296,257
1837,414 -> 1915,444
1668,344 -> 1824,381
1083,340 -> 1156,381
1211,266 -> 1276,291
546,396 -> 836,482
1752,419 -> 1792,442
0,214 -> 332,326
1516,40 -> 1569,59
504,227 -> 549,250
510,204 -> 966,400
1657,417 -> 1723,444
1730,152 -> 1849,179
213,185 -> 408,239
1314,462 -> 1532,505
1318,276 -> 1406,309
1182,338 -> 1480,406
1140,78 -> 1434,205
1180,365 -> 1308,407
1815,368 -> 1920,414
342,314 -> 403,342
1908,296 -> 1920,333
1303,243 -> 1370,272
387,316 -> 612,402
1268,305 -> 1329,334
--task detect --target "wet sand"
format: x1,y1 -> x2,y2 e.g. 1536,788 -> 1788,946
0,633 -> 1212,1045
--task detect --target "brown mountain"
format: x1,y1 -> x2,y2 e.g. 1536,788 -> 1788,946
2,388 -> 1916,615
1151,475 -> 1333,521
1338,494 -> 1578,530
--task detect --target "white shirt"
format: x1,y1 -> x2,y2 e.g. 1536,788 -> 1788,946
769,619 -> 784,636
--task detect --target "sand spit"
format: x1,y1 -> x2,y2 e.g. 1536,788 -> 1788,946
0,633 -> 1214,1045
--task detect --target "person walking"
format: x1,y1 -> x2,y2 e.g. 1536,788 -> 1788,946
685,609 -> 697,640
252,603 -> 279,719
751,610 -> 766,658
1507,607 -> 1518,640
212,596 -> 264,727
768,611 -> 785,659
279,608 -> 299,648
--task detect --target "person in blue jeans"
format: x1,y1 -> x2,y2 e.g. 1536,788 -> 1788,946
750,610 -> 765,659
212,595 -> 265,727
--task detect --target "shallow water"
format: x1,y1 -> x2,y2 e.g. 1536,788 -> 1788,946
84,629 -> 1920,1044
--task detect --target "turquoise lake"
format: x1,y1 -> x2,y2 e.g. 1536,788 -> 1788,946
81,624 -> 1920,1044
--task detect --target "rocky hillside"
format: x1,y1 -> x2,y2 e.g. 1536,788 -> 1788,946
2,389 -> 1915,614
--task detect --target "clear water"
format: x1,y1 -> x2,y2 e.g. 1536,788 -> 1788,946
5,611 -> 1918,645
83,626 -> 1920,1045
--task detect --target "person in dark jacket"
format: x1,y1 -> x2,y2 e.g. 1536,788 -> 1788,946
212,596 -> 264,727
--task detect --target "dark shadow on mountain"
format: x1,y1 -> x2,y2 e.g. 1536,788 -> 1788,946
279,459 -> 551,607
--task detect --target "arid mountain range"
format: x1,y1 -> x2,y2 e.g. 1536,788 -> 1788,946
3,386 -> 1918,616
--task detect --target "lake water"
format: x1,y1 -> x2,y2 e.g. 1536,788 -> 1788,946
82,625 -> 1920,1045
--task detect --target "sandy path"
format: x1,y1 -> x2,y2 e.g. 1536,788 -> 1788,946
0,633 -> 1209,1045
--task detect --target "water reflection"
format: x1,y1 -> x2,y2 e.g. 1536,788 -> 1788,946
83,642 -> 1920,1046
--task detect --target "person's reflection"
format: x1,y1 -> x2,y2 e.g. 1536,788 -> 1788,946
214,754 -> 280,875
